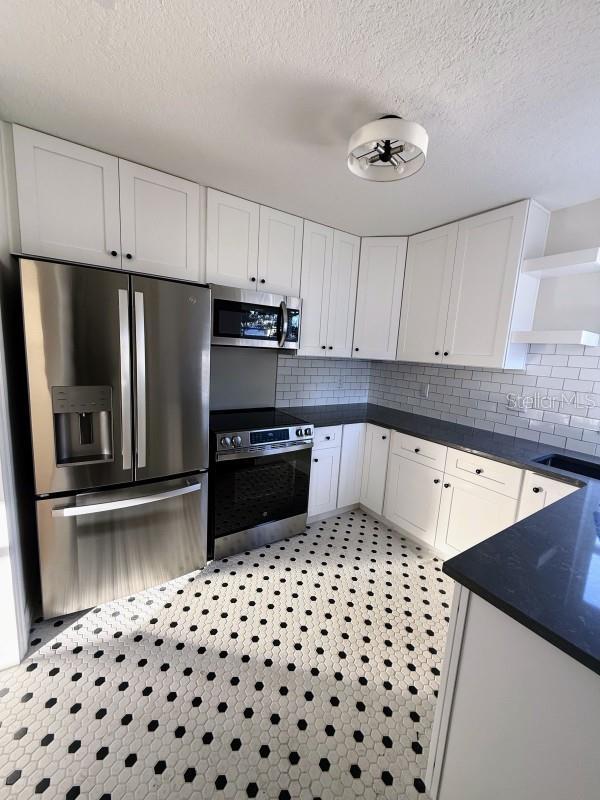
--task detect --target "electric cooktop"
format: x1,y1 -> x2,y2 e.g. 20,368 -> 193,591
209,407 -> 310,434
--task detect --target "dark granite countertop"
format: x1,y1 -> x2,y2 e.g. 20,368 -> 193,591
287,403 -> 600,675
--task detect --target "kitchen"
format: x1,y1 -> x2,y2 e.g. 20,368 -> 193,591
1,2 -> 600,799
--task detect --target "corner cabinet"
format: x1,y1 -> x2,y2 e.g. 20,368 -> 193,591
397,201 -> 550,369
12,125 -> 202,280
206,188 -> 303,295
517,471 -> 578,521
360,424 -> 390,514
353,237 -> 407,360
298,223 -> 359,358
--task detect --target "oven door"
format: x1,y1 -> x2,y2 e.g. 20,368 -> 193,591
211,285 -> 300,349
210,443 -> 311,557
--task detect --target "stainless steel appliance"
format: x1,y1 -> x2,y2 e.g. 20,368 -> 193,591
20,259 -> 211,618
209,409 -> 313,559
210,285 -> 301,349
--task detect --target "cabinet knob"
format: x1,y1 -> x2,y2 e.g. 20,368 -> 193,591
434,351 -> 440,356
444,483 -> 450,488
325,436 -> 331,440
382,435 -> 387,440
475,468 -> 483,475
126,253 -> 133,260
414,447 -> 420,453
260,278 -> 266,284
433,479 -> 440,484
314,458 -> 319,463
321,345 -> 326,350
532,486 -> 542,493
110,250 -> 118,257
443,351 -> 449,356
354,348 -> 359,352
250,276 -> 256,282
328,346 -> 333,350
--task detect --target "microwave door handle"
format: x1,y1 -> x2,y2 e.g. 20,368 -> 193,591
118,289 -> 132,471
134,291 -> 147,469
278,301 -> 288,347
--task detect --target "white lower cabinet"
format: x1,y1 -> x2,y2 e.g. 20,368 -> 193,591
337,423 -> 366,508
308,446 -> 341,517
360,424 -> 390,514
383,454 -> 443,546
435,475 -> 518,555
517,471 -> 578,520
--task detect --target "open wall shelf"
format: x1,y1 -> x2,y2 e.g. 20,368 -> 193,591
522,248 -> 600,278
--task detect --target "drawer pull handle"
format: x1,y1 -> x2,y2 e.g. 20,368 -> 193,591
532,486 -> 542,493
444,483 -> 450,488
414,447 -> 420,453
475,468 -> 483,474
433,479 -> 440,484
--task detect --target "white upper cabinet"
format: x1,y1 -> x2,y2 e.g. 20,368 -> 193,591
119,159 -> 200,281
298,224 -> 359,358
13,125 -> 121,268
327,230 -> 360,357
257,206 -> 303,295
443,201 -> 529,368
206,189 -> 260,288
298,221 -> 334,356
353,237 -> 407,360
397,223 -> 457,363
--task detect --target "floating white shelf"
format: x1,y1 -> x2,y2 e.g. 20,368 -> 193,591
522,248 -> 600,278
511,330 -> 600,346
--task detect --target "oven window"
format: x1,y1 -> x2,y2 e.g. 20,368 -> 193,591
214,299 -> 280,341
212,449 -> 310,539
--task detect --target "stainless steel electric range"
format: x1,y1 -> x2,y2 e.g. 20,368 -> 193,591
208,409 -> 313,560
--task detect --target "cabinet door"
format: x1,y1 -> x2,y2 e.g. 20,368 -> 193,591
397,223 -> 457,363
326,230 -> 360,357
436,475 -> 517,555
13,125 -> 121,268
119,160 -> 200,281
308,448 -> 341,517
298,221 -> 334,356
383,454 -> 443,546
337,423 -> 366,508
443,202 -> 528,368
206,189 -> 259,288
352,237 -> 407,360
517,471 -> 578,521
257,206 -> 303,295
360,424 -> 390,514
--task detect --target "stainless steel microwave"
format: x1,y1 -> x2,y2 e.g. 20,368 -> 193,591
210,285 -> 301,350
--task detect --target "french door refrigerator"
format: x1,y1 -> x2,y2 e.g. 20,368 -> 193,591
20,259 -> 211,619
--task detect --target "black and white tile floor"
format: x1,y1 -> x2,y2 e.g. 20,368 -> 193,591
0,510 -> 452,799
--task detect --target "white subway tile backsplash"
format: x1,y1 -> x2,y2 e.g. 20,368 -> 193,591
276,345 -> 600,457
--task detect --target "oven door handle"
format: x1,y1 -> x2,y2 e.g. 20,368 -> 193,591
278,300 -> 288,347
216,441 -> 313,462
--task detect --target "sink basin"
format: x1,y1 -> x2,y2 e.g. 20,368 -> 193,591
533,453 -> 600,480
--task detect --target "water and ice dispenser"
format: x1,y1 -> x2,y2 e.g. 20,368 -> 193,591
52,386 -> 114,466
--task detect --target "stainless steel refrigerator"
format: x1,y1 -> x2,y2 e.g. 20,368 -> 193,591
20,259 -> 211,619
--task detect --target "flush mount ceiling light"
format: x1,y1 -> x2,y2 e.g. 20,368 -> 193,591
347,114 -> 428,181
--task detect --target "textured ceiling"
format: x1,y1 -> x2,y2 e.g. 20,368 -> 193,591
1,0 -> 599,235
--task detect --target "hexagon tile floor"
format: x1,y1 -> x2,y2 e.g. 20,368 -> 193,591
0,509 -> 452,800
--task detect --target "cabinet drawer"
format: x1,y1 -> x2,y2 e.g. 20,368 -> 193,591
444,448 -> 523,499
390,431 -> 447,471
313,425 -> 343,451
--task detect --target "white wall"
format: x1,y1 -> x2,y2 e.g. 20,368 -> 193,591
0,124 -> 28,669
534,198 -> 600,332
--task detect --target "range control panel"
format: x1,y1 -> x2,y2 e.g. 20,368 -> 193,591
216,425 -> 314,453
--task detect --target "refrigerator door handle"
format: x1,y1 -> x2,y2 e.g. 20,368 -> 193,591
134,290 -> 147,469
118,289 -> 133,471
51,482 -> 201,518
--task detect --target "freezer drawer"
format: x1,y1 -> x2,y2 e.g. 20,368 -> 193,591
36,474 -> 207,619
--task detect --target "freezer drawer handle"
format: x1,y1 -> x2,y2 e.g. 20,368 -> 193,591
135,291 -> 147,469
51,483 -> 201,518
118,289 -> 132,471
